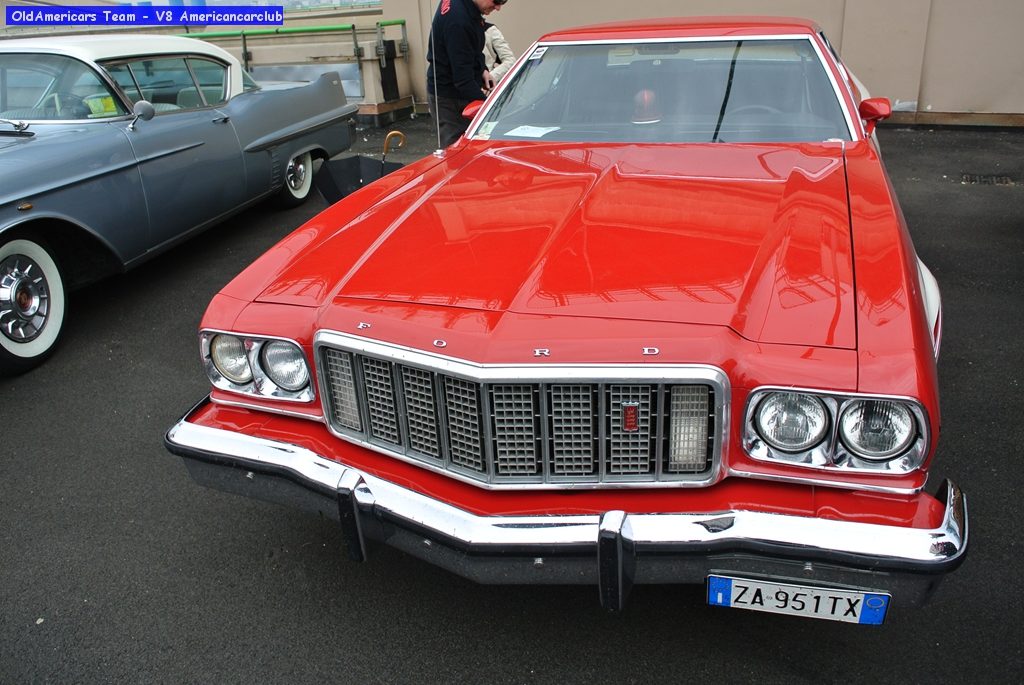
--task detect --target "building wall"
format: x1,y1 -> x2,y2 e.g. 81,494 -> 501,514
5,0 -> 1021,122
382,0 -> 1024,123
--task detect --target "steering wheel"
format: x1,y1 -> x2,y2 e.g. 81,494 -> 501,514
39,92 -> 86,116
39,92 -> 62,113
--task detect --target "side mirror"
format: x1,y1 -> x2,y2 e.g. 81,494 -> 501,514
462,100 -> 484,119
128,100 -> 155,131
858,97 -> 891,136
132,100 -> 156,121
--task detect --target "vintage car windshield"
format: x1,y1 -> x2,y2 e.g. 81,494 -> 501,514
475,39 -> 851,143
0,53 -> 126,121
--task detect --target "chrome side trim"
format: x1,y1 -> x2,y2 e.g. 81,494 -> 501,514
166,412 -> 967,572
209,395 -> 323,422
726,466 -> 923,496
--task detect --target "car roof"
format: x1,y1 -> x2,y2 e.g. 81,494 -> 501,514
0,33 -> 236,64
539,16 -> 822,42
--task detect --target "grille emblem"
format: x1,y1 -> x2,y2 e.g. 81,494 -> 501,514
622,402 -> 641,432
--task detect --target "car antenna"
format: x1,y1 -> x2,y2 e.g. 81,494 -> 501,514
430,0 -> 442,153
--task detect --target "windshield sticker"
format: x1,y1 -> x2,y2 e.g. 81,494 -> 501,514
505,125 -> 560,138
528,46 -> 548,61
478,122 -> 497,138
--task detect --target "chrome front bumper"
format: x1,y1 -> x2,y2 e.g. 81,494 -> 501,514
165,404 -> 968,612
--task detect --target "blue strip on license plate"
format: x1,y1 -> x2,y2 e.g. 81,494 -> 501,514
707,575 -> 890,624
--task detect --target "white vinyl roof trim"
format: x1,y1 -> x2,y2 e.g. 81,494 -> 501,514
0,34 -> 237,65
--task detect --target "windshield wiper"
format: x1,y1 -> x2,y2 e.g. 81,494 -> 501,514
712,41 -> 743,143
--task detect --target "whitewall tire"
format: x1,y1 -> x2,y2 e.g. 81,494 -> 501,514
0,237 -> 66,375
277,151 -> 314,208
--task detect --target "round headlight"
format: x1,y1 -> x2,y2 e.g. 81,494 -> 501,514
755,392 -> 829,452
210,334 -> 252,384
839,400 -> 915,460
260,340 -> 309,391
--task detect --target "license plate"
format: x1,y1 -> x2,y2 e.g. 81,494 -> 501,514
706,575 -> 890,624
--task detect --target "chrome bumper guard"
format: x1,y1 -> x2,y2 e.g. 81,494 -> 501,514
165,404 -> 968,612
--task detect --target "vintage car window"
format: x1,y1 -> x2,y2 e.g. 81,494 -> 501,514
102,63 -> 146,103
241,69 -> 261,92
186,58 -> 228,104
101,56 -> 216,112
476,39 -> 851,143
0,53 -> 126,120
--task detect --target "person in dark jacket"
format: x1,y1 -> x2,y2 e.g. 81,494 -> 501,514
426,0 -> 508,148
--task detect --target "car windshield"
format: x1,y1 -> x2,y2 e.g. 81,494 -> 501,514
0,53 -> 127,121
475,38 -> 851,144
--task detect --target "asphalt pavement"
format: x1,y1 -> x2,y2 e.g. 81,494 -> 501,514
1,122 -> 1022,683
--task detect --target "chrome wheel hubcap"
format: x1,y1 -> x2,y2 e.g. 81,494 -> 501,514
286,156 -> 307,191
0,254 -> 49,342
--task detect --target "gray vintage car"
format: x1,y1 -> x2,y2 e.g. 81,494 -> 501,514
0,34 -> 357,373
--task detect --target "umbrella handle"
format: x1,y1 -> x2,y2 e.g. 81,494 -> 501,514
382,130 -> 406,162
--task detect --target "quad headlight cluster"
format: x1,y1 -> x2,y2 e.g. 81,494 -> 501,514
743,389 -> 927,473
202,331 -> 314,402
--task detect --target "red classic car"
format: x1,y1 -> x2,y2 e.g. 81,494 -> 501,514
165,17 -> 967,624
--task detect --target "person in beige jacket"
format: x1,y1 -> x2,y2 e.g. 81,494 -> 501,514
483,22 -> 515,84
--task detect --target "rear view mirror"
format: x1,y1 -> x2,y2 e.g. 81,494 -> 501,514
859,97 -> 892,136
462,100 -> 484,119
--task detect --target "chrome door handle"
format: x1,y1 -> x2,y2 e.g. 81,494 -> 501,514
212,116 -> 230,124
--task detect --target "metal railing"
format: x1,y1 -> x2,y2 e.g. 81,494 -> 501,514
375,19 -> 408,68
182,24 -> 364,71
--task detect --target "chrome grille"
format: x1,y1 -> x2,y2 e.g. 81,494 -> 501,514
322,349 -> 361,431
362,357 -> 399,444
549,385 -> 596,476
444,377 -> 485,473
317,336 -> 723,489
608,385 -> 654,475
401,366 -> 440,458
491,384 -> 540,476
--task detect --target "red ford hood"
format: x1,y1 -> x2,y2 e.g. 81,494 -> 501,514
260,142 -> 856,348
